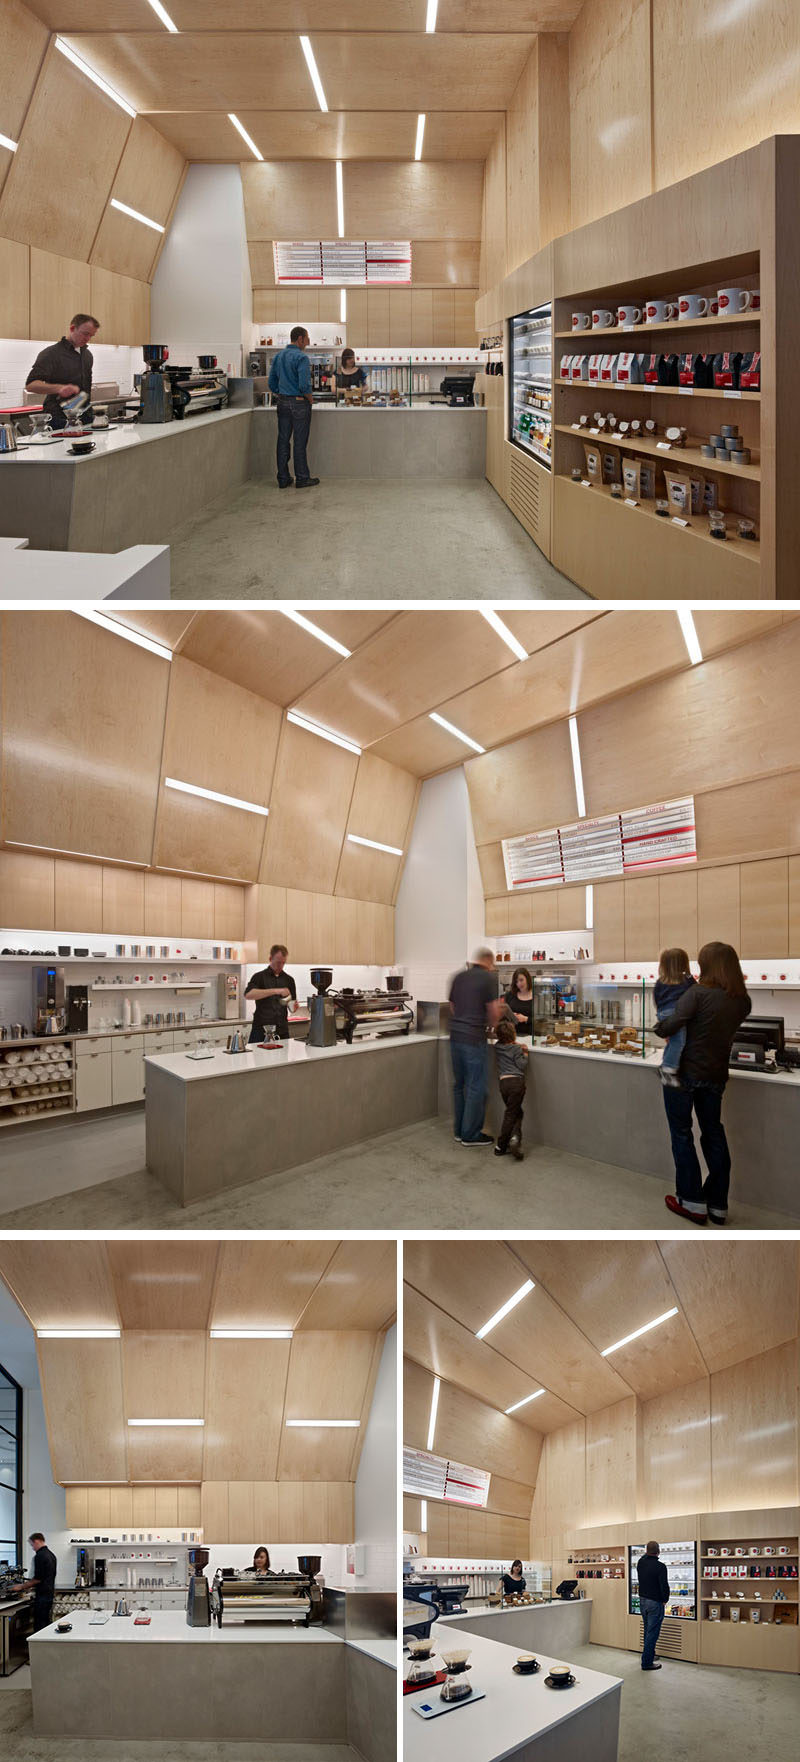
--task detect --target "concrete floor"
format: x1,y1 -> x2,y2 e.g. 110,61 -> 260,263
569,1640 -> 800,1762
169,478 -> 582,599
0,1112 -> 792,1231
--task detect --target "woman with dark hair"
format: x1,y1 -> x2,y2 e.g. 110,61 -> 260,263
501,1559 -> 526,1597
504,967 -> 534,1036
655,941 -> 751,1227
253,1547 -> 271,1574
336,348 -> 368,395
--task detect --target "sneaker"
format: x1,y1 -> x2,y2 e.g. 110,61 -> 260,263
494,1146 -> 507,1157
660,1068 -> 682,1086
665,1194 -> 707,1226
461,1133 -> 494,1146
707,1209 -> 727,1227
295,477 -> 320,488
641,1662 -> 662,1670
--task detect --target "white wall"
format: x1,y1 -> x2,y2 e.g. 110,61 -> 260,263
354,1324 -> 396,1591
0,1280 -> 67,1575
151,164 -> 251,373
395,767 -> 482,1003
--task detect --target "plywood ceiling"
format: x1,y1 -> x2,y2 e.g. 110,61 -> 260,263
0,1239 -> 396,1484
404,1239 -> 800,1437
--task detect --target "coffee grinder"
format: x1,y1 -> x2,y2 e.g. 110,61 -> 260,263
308,969 -> 337,1048
186,1547 -> 211,1626
138,344 -> 174,423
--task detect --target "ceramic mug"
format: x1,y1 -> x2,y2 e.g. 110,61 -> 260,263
572,312 -> 592,331
592,309 -> 616,329
617,304 -> 642,328
645,300 -> 676,323
678,295 -> 709,319
718,287 -> 754,313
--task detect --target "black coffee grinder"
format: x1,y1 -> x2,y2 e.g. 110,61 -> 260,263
139,344 -> 174,423
308,969 -> 337,1048
187,1547 -> 211,1626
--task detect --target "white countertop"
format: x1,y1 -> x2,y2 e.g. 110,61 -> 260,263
528,1038 -> 800,1087
7,405 -> 248,465
0,1020 -> 248,1051
347,1636 -> 397,1668
403,1629 -> 621,1762
145,1030 -> 438,1083
438,1600 -> 590,1622
257,404 -> 484,414
30,1609 -> 340,1646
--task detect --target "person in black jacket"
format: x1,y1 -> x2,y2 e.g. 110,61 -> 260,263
655,941 -> 751,1227
637,1541 -> 669,1670
23,1532 -> 57,1632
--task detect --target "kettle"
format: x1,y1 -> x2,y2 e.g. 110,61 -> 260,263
0,422 -> 18,454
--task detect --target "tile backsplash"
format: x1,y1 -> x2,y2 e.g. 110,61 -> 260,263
0,338 -> 137,403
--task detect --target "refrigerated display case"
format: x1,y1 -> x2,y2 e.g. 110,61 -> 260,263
509,305 -> 552,467
629,1542 -> 697,1620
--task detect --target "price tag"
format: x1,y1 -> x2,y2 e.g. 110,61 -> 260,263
678,387 -> 694,395
624,497 -> 639,507
671,517 -> 690,528
589,427 -> 600,435
656,441 -> 672,450
571,422 -> 581,430
581,479 -> 592,487
724,389 -> 742,399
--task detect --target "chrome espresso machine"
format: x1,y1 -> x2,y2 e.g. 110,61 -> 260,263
170,355 -> 229,419
307,970 -> 414,1046
211,1558 -> 323,1627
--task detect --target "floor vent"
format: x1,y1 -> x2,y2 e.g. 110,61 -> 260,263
507,449 -> 542,541
638,1617 -> 687,1658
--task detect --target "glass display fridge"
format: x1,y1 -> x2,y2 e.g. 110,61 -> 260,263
629,1541 -> 697,1620
509,304 -> 552,467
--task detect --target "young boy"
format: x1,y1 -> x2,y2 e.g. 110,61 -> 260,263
654,947 -> 695,1086
493,1018 -> 528,1159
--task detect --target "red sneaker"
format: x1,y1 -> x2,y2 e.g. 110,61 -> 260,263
665,1194 -> 707,1226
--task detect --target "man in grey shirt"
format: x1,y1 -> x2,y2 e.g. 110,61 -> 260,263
447,948 -> 502,1145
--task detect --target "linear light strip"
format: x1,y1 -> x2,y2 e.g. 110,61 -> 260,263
5,840 -> 147,867
426,1376 -> 440,1451
38,1329 -> 120,1339
420,1499 -> 428,1528
340,288 -> 347,323
0,133 -> 18,154
281,609 -> 351,658
128,1418 -> 204,1427
146,0 -> 178,30
55,38 -> 136,117
347,834 -> 403,856
110,197 -> 164,233
73,610 -> 173,662
504,1389 -> 545,1415
429,712 -> 485,754
568,715 -> 586,818
426,0 -> 439,32
228,112 -> 263,161
300,37 -> 328,112
600,1307 -> 679,1358
677,610 -> 703,666
585,883 -> 594,930
336,160 -> 345,238
209,1329 -> 292,1339
476,1279 -> 534,1341
415,114 -> 425,162
164,777 -> 269,818
287,709 -> 361,756
481,610 -> 528,661
286,1419 -> 360,1428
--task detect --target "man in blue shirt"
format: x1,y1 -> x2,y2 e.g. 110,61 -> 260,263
267,326 -> 320,489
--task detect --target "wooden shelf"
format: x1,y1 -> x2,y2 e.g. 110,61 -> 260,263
556,379 -> 760,402
0,1104 -> 74,1127
555,424 -> 761,482
555,312 -> 760,340
703,1597 -> 797,1605
555,473 -> 761,563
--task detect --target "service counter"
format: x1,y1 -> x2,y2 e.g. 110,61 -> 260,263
252,403 -> 487,481
436,1599 -> 592,1655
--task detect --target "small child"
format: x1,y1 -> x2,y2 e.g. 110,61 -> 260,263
654,947 -> 695,1086
493,1018 -> 528,1159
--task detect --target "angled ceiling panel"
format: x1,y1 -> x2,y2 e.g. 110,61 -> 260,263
297,1240 -> 397,1332
204,1337 -> 291,1480
261,717 -> 359,893
177,610 -> 395,706
210,1241 -> 338,1329
279,1330 -> 381,1481
0,1241 -> 119,1330
106,1241 -> 220,1331
403,1285 -> 582,1433
658,1241 -> 800,1374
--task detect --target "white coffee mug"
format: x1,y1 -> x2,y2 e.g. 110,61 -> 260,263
572,312 -> 591,331
645,300 -> 676,323
592,309 -> 616,329
678,295 -> 709,319
617,305 -> 642,328
718,288 -> 753,313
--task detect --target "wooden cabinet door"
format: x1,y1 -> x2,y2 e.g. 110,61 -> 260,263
75,1051 -> 112,1112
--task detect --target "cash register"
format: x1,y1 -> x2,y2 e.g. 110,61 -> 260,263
729,1016 -> 785,1070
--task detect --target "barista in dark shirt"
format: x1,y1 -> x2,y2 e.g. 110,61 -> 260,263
245,944 -> 297,1042
447,948 -> 502,1146
23,1532 -> 57,1632
501,1560 -> 526,1597
26,314 -> 99,430
636,1541 -> 670,1671
335,348 -> 368,393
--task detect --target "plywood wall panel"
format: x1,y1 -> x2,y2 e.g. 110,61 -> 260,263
204,1338 -> 291,1481
102,865 -> 145,934
0,44 -> 131,259
241,161 -> 337,240
180,878 -> 215,939
505,42 -> 540,276
790,856 -> 800,958
154,658 -> 278,882
0,0 -> 48,145
344,162 -> 484,240
412,242 -> 481,287
639,1378 -> 712,1521
122,1332 -> 206,1422
38,1338 -> 127,1483
89,263 -> 149,345
127,1425 -> 204,1485
568,0 -> 652,231
201,1481 -> 229,1543
54,858 -> 103,933
245,882 -> 288,959
92,117 -> 185,282
624,878 -> 659,961
263,720 -> 358,895
697,773 -> 800,865
710,1341 -> 799,1512
739,858 -> 789,958
585,1399 -> 637,1528
178,1485 -> 202,1527
593,879 -> 625,961
543,1419 -> 586,1534
285,888 -> 336,962
143,871 -> 183,937
131,1485 -> 156,1526
658,871 -> 698,960
697,865 -> 740,953
213,883 -> 245,941
464,720 -> 576,846
537,33 -> 571,247
435,1380 -> 542,1488
659,1241 -> 799,1375
29,248 -> 91,340
480,125 -> 506,293
0,850 -> 54,929
404,1355 -> 435,1453
0,236 -> 29,335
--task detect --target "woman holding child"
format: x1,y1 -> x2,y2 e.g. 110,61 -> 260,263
655,942 -> 751,1228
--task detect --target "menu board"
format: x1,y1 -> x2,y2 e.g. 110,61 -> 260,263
403,1446 -> 491,1509
502,797 -> 696,891
273,240 -> 411,286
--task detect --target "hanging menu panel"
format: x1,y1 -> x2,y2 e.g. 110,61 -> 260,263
273,241 -> 412,286
621,797 -> 697,869
321,241 -> 370,285
503,829 -> 563,891
366,241 -> 412,284
560,815 -> 623,882
273,241 -> 323,284
444,1459 -> 491,1509
402,1446 -> 490,1508
502,795 -> 696,891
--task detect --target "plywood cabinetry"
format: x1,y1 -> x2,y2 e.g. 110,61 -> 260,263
180,878 -> 215,939
485,896 -> 509,937
593,880 -> 625,961
200,1480 -> 354,1544
0,850 -> 54,928
286,889 -> 337,963
29,247 -> 90,340
432,289 -> 454,346
102,866 -> 145,935
739,858 -> 789,958
0,43 -> 131,260
790,856 -> 800,958
658,871 -> 698,958
245,882 -> 288,960
144,871 -> 183,938
624,878 -> 659,960
213,883 -> 245,941
697,865 -> 741,953
89,263 -> 150,346
55,858 -> 103,933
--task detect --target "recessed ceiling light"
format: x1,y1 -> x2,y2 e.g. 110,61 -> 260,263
164,777 -> 269,817
677,610 -> 703,666
300,37 -> 328,112
600,1307 -> 679,1357
281,609 -> 351,658
209,1329 -> 292,1339
426,0 -> 439,32
568,715 -> 586,818
585,883 -> 594,930
38,1329 -> 120,1339
286,1418 -> 360,1428
426,1376 -> 440,1451
429,712 -> 485,755
476,1279 -> 534,1340
504,1389 -> 545,1415
415,114 -> 425,161
73,610 -> 172,661
481,610 -> 528,662
420,1499 -> 428,1528
287,709 -> 361,756
145,0 -> 178,29
55,38 -> 136,117
347,834 -> 403,856
128,1418 -> 204,1427
336,160 -> 344,238
228,112 -> 263,161
0,133 -> 18,153
110,197 -> 164,233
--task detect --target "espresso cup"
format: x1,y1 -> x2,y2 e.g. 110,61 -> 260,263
718,288 -> 752,313
678,295 -> 709,319
645,300 -> 676,323
592,309 -> 616,329
572,312 -> 591,331
617,305 -> 642,328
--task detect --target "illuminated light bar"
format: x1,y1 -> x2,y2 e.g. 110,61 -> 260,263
146,0 -> 178,29
164,777 -> 269,817
128,1418 -> 204,1427
73,610 -> 172,661
569,714 -> 586,818
38,1329 -> 120,1339
585,883 -> 594,929
340,288 -> 347,323
426,1376 -> 440,1451
678,610 -> 703,666
336,160 -> 344,238
429,712 -> 485,755
55,38 -> 136,117
420,1499 -> 428,1528
426,0 -> 439,32
505,1389 -> 545,1415
287,709 -> 361,755
476,1279 -> 534,1340
228,112 -> 263,161
5,841 -> 146,867
286,1418 -> 360,1428
281,609 -> 351,658
415,114 -> 425,161
300,36 -> 328,112
110,197 -> 164,233
0,132 -> 18,154
210,1329 -> 292,1339
481,609 -> 528,661
347,834 -> 403,856
601,1307 -> 679,1357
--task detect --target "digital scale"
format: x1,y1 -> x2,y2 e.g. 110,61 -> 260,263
411,1688 -> 487,1719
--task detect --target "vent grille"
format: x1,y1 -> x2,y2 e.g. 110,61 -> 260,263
637,1618 -> 687,1658
507,449 -> 541,541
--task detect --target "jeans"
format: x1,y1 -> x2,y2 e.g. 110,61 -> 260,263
662,1079 -> 730,1216
640,1597 -> 665,1667
498,1076 -> 525,1151
658,1008 -> 686,1073
276,395 -> 312,484
451,1040 -> 489,1142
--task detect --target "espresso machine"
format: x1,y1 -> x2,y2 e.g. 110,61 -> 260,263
138,343 -> 174,423
308,968 -> 337,1048
170,356 -> 229,419
211,1559 -> 323,1627
186,1547 -> 211,1627
33,966 -> 66,1036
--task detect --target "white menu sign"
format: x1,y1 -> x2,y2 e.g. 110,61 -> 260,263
273,240 -> 411,286
403,1446 -> 491,1509
502,796 -> 696,891
620,797 -> 696,871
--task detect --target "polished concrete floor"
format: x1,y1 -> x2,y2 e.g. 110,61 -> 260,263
169,478 -> 582,599
0,1111 -> 792,1230
569,1641 -> 800,1762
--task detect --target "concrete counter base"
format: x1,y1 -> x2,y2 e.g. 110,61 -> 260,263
439,1599 -> 592,1655
251,405 -> 487,479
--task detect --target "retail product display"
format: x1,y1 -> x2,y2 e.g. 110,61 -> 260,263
567,288 -> 759,334
558,350 -> 760,393
510,305 -> 553,467
700,1537 -> 799,1626
629,1541 -> 696,1620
